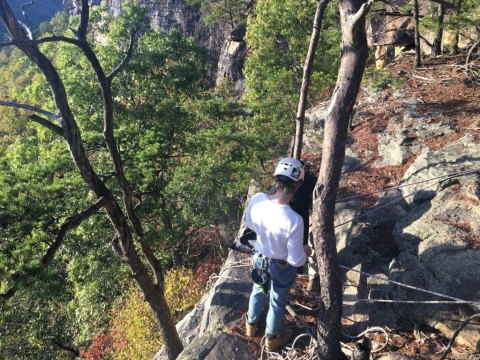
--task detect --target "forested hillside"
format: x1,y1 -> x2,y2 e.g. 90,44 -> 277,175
0,0 -> 479,359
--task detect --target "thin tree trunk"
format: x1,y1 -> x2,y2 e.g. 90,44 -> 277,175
311,0 -> 371,359
452,0 -> 463,54
413,0 -> 422,67
433,4 -> 445,56
291,0 -> 330,159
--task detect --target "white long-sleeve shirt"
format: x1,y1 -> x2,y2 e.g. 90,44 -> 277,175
246,193 -> 307,267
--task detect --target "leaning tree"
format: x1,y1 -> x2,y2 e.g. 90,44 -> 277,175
0,0 -> 183,358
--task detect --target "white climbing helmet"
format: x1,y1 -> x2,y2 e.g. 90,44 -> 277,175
274,157 -> 305,182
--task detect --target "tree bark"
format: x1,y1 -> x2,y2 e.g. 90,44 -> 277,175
413,0 -> 422,67
433,4 -> 445,56
452,0 -> 463,54
291,0 -> 330,159
311,0 -> 371,359
0,1 -> 183,358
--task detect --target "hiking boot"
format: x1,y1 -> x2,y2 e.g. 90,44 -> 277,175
307,276 -> 320,292
265,328 -> 293,352
245,316 -> 258,337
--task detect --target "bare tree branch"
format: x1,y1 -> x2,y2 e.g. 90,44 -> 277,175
420,33 -> 434,48
1,197 -> 107,300
0,1 -> 183,354
291,0 -> 330,159
349,0 -> 375,31
0,100 -> 61,120
107,28 -> 137,83
61,1 -> 164,288
0,35 -> 80,48
30,114 -> 64,136
466,39 -> 480,70
440,313 -> 480,360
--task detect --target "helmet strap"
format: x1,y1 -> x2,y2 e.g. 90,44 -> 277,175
280,188 -> 289,200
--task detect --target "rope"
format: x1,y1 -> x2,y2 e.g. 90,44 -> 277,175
334,168 -> 460,228
286,304 -> 317,340
336,166 -> 480,203
357,299 -> 479,305
341,326 -> 390,353
339,265 -> 480,308
289,300 -> 320,312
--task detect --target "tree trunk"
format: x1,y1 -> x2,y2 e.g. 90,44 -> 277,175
452,0 -> 463,54
413,0 -> 422,67
433,4 -> 445,56
291,0 -> 330,159
311,0 -> 370,359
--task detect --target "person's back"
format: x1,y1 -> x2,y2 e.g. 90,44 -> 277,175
247,193 -> 305,266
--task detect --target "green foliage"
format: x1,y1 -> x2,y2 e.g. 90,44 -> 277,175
0,1 -> 256,356
446,0 -> 480,30
90,268 -> 202,360
186,0 -> 250,29
38,11 -> 70,36
108,285 -> 163,360
0,269 -> 77,359
363,67 -> 405,91
243,0 -> 340,158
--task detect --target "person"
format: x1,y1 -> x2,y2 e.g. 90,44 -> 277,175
245,157 -> 311,352
290,160 -> 320,292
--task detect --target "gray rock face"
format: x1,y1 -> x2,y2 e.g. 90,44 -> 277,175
154,250 -> 252,359
101,0 -> 241,85
375,98 -> 454,168
198,251 -> 251,334
177,330 -> 255,360
64,0 -> 100,15
65,0 -> 243,85
367,0 -> 414,46
215,37 -> 246,92
333,128 -> 480,349
399,135 -> 479,204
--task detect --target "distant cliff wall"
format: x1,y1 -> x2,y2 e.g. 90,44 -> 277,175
64,0 -> 243,86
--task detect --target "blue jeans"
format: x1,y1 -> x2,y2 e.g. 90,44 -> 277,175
247,253 -> 297,337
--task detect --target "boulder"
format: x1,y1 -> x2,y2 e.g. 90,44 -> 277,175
177,330 -> 255,360
389,136 -> 480,348
374,98 -> 454,167
399,135 -> 479,204
198,251 -> 251,334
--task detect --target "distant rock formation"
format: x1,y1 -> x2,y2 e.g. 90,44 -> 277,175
64,0 -> 246,87
63,0 -> 100,16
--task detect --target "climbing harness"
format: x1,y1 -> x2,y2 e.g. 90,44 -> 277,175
251,254 -> 269,292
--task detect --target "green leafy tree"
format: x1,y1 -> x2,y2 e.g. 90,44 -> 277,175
186,0 -> 251,30
243,0 -> 341,158
0,1 -> 256,358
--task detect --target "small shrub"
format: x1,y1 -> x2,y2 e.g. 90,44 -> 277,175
80,333 -> 113,360
194,256 -> 222,287
164,267 -> 204,318
363,67 -> 405,90
109,286 -> 163,360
